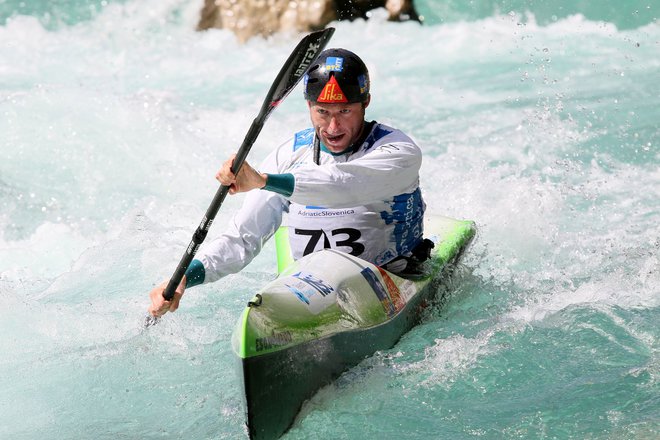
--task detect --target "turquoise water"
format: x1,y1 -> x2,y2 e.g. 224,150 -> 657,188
1,0 -> 658,438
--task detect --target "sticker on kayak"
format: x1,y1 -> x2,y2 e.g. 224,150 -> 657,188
360,267 -> 401,317
397,279 -> 417,302
376,267 -> 406,312
285,271 -> 336,314
255,331 -> 293,352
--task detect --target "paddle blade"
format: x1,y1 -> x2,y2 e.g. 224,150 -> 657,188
260,27 -> 335,120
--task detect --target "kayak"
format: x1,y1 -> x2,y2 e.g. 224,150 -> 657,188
231,215 -> 477,439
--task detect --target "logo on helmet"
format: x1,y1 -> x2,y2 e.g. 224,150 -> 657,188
317,76 -> 348,103
358,74 -> 368,95
325,57 -> 344,72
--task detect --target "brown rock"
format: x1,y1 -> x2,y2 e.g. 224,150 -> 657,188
197,0 -> 419,42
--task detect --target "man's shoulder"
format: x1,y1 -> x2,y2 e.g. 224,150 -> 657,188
292,127 -> 315,152
369,122 -> 395,142
364,122 -> 416,150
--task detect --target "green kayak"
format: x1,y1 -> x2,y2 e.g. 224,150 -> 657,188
232,215 -> 477,439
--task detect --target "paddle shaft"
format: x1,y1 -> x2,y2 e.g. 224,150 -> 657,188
161,118 -> 262,300
161,29 -> 334,302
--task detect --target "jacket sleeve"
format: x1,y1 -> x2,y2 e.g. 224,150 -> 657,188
193,146 -> 290,284
289,139 -> 422,208
194,190 -> 287,283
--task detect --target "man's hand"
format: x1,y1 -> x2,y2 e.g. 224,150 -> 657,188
216,154 -> 267,194
148,276 -> 186,317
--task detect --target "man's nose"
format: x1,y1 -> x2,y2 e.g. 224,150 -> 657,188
327,116 -> 340,132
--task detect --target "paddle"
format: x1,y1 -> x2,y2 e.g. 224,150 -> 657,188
144,28 -> 335,327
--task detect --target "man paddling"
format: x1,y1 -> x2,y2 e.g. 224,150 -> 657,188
148,48 -> 428,317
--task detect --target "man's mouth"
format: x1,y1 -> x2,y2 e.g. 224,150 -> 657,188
324,132 -> 345,143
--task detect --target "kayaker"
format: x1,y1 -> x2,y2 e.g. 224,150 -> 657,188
148,48 -> 431,317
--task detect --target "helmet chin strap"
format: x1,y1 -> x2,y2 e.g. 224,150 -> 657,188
313,132 -> 321,165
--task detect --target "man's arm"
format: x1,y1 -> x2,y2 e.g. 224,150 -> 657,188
148,144 -> 290,317
194,189 -> 287,283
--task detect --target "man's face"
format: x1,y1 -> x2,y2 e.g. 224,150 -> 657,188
308,98 -> 370,154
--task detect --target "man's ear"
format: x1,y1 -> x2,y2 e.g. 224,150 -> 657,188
363,94 -> 371,109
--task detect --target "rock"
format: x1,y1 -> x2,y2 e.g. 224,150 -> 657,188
197,0 -> 419,42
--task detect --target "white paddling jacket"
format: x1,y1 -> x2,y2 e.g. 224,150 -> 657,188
186,121 -> 426,286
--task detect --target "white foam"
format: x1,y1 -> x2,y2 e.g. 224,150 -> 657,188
394,321 -> 519,389
0,222 -> 92,281
507,264 -> 659,325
